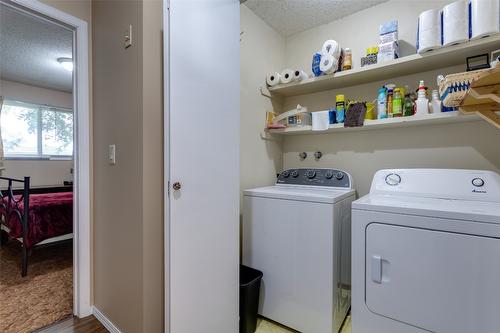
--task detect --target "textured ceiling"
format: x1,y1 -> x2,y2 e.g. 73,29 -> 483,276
0,4 -> 73,93
244,0 -> 388,37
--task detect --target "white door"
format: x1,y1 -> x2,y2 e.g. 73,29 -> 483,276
366,223 -> 500,333
164,1 -> 240,332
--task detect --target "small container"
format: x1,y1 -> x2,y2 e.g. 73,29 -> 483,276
329,109 -> 337,124
403,93 -> 414,117
386,88 -> 394,118
365,102 -> 376,120
377,87 -> 387,119
392,88 -> 403,117
430,90 -> 441,113
343,48 -> 352,70
415,80 -> 429,116
336,94 -> 346,123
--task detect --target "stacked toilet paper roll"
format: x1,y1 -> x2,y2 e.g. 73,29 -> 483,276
442,0 -> 469,46
470,0 -> 500,39
418,9 -> 442,53
293,70 -> 308,81
319,40 -> 342,75
280,69 -> 294,84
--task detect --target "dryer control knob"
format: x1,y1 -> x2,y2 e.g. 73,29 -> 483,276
282,170 -> 290,178
291,170 -> 299,178
325,171 -> 334,179
335,172 -> 344,180
472,178 -> 485,187
306,170 -> 316,179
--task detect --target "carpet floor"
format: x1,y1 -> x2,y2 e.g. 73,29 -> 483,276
0,240 -> 73,333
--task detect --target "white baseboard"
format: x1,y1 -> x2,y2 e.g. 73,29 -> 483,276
92,306 -> 122,333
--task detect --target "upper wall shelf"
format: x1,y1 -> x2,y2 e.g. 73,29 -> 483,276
268,35 -> 500,97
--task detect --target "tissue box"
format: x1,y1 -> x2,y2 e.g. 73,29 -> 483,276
379,20 -> 398,43
378,41 -> 399,63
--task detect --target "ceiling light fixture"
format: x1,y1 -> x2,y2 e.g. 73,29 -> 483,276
57,57 -> 73,72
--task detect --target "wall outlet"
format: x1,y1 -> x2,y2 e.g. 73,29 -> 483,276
124,24 -> 132,49
108,144 -> 116,165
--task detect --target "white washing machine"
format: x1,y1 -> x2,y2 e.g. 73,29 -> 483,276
352,169 -> 500,333
242,168 -> 355,333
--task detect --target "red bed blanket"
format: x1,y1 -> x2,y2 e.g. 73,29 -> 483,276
1,192 -> 73,248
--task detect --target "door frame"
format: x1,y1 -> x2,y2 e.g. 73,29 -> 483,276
4,0 -> 92,317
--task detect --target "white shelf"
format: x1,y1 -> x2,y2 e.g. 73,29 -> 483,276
266,111 -> 481,136
268,35 -> 500,97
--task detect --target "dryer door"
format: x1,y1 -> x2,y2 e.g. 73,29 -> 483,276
365,223 -> 500,333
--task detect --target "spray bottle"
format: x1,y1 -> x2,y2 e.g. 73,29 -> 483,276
415,80 -> 429,116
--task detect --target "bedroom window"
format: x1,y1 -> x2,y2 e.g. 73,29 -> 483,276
1,100 -> 73,159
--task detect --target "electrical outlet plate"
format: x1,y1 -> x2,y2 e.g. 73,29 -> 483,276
124,24 -> 132,49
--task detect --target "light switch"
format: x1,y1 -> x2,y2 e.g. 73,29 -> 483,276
108,144 -> 116,165
124,24 -> 132,48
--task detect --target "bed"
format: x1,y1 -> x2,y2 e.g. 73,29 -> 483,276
0,176 -> 73,276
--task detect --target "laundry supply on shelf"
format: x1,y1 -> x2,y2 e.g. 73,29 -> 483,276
470,0 -> 500,39
272,105 -> 311,127
336,95 -> 346,123
312,111 -> 330,131
378,41 -> 400,63
293,70 -> 308,81
344,102 -> 367,127
415,80 -> 430,115
266,72 -> 281,87
379,20 -> 398,44
280,69 -> 294,84
342,48 -> 352,71
442,0 -> 469,46
417,9 -> 442,53
312,52 -> 323,77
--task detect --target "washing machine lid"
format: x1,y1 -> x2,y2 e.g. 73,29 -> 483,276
353,169 -> 500,223
243,186 -> 355,204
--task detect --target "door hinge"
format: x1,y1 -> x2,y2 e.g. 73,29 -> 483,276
167,181 -> 170,197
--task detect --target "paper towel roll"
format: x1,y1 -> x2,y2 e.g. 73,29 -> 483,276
442,0 -> 469,46
471,0 -> 500,39
266,72 -> 281,87
322,40 -> 341,59
280,69 -> 294,84
293,70 -> 308,81
417,9 -> 442,53
319,54 -> 338,75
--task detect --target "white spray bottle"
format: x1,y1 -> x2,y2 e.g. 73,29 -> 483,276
415,80 -> 429,116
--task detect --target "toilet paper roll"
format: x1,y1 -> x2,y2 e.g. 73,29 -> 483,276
442,0 -> 469,46
470,0 -> 500,39
292,70 -> 308,81
280,69 -> 294,84
417,9 -> 442,53
266,72 -> 281,87
322,40 -> 341,59
312,111 -> 330,131
319,54 -> 338,75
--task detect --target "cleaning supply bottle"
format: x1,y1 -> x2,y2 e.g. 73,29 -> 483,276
415,80 -> 429,116
386,88 -> 394,117
336,94 -> 346,123
377,87 -> 387,119
430,89 -> 441,114
403,93 -> 414,117
392,88 -> 403,117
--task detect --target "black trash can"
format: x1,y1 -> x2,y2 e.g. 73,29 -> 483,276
240,265 -> 263,333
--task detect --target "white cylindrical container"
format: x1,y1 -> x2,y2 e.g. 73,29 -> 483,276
470,0 -> 500,39
417,9 -> 442,53
266,72 -> 281,87
319,54 -> 338,75
280,69 -> 294,84
442,0 -> 469,46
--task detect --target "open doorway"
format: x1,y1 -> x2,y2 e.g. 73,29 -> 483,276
0,0 -> 90,331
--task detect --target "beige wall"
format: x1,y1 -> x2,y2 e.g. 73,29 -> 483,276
93,1 -> 163,332
276,0 -> 500,196
0,79 -> 73,186
240,5 -> 284,195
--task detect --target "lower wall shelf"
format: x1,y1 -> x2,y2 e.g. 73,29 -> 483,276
265,111 -> 481,136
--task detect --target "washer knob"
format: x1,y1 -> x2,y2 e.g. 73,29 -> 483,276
291,170 -> 299,178
325,171 -> 334,179
306,170 -> 316,179
472,178 -> 485,187
282,170 -> 290,178
335,172 -> 344,180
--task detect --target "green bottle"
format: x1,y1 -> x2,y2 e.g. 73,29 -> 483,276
403,93 -> 414,117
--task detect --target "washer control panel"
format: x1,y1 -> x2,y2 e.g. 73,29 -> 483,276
277,168 -> 351,188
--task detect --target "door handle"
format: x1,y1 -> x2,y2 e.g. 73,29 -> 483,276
172,182 -> 182,191
371,255 -> 382,284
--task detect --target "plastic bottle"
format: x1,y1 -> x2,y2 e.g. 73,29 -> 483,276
415,80 -> 429,116
403,93 -> 414,117
343,48 -> 352,70
392,88 -> 403,117
430,90 -> 441,114
377,87 -> 387,119
386,88 -> 394,117
336,94 -> 346,123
